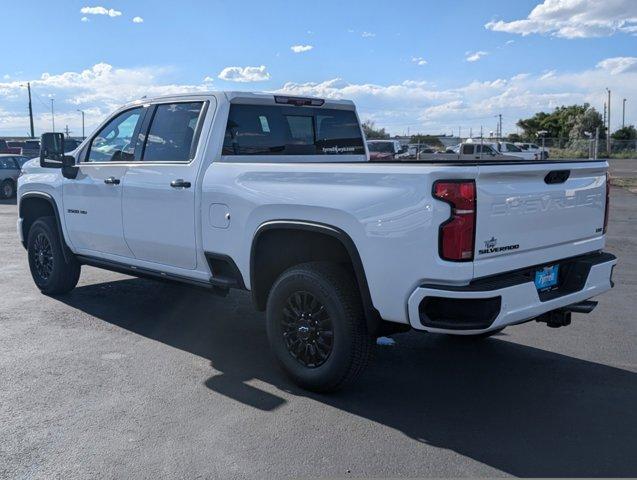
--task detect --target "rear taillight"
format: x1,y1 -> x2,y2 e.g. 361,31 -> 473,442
433,180 -> 476,261
603,173 -> 610,234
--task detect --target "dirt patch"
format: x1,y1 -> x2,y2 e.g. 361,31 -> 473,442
610,177 -> 637,194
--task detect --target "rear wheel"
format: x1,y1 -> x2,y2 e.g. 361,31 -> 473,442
266,262 -> 372,392
27,216 -> 80,295
1,179 -> 15,199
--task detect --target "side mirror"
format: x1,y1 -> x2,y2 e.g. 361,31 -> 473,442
40,132 -> 65,168
40,132 -> 79,178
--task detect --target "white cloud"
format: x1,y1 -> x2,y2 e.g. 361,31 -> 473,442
80,6 -> 122,17
276,58 -> 637,134
217,65 -> 270,82
411,57 -> 428,66
81,16 -> 89,22
485,0 -> 637,38
540,70 -> 557,80
203,76 -> 214,83
290,44 -> 313,53
132,16 -> 144,23
361,31 -> 375,38
596,56 -> 637,75
466,51 -> 488,62
2,57 -> 637,137
0,63 -> 210,135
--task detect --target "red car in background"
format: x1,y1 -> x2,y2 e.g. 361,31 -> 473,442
366,139 -> 405,161
0,139 -> 21,154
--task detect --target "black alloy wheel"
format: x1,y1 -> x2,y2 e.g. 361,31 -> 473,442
281,291 -> 334,368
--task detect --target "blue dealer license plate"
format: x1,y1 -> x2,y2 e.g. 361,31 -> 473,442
534,264 -> 559,291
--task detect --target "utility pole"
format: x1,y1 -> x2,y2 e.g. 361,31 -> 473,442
595,126 -> 599,160
498,114 -> 502,139
622,98 -> 626,129
603,102 -> 606,127
50,98 -> 55,133
77,109 -> 85,139
469,127 -> 472,138
606,88 -> 611,156
64,125 -> 71,137
27,83 -> 35,138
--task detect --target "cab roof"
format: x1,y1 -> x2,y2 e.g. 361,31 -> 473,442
124,91 -> 355,111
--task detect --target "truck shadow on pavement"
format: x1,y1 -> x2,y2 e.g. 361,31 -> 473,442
59,277 -> 637,478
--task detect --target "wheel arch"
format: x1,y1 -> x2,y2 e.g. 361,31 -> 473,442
19,192 -> 71,263
250,220 -> 381,333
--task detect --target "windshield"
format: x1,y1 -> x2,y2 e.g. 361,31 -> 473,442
505,143 -> 522,152
367,142 -> 394,153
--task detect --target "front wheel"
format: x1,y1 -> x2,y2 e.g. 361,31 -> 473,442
27,216 -> 81,295
266,262 -> 372,392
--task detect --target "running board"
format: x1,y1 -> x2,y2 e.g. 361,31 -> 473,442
76,255 -> 229,296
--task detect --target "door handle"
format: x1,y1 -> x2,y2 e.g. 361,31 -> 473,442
104,177 -> 120,185
170,179 -> 191,188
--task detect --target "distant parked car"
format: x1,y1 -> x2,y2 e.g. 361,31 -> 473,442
367,139 -> 405,161
0,154 -> 30,198
406,144 -> 436,157
20,139 -> 41,158
515,142 -> 549,159
0,139 -> 21,154
64,138 -> 82,152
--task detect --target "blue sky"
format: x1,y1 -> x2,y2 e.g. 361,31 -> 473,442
1,0 -> 636,136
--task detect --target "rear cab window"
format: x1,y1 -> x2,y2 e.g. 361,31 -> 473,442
222,104 -> 364,157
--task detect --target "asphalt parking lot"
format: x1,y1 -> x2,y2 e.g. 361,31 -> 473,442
1,172 -> 636,478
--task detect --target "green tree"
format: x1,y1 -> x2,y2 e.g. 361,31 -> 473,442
516,104 -> 605,140
506,133 -> 524,142
569,106 -> 605,140
611,125 -> 637,140
361,120 -> 389,139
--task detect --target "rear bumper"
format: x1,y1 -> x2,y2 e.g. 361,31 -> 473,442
407,252 -> 616,334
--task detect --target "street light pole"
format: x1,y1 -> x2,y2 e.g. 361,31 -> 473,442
27,83 -> 35,138
77,109 -> 85,139
606,88 -> 611,156
622,98 -> 627,129
50,98 -> 55,133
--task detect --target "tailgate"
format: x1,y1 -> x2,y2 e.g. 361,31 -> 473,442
473,161 -> 607,278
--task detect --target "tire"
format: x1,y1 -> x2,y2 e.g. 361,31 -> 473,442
1,179 -> 15,199
266,262 -> 373,392
27,216 -> 80,295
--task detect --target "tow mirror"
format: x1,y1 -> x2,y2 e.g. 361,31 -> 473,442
40,132 -> 64,168
40,132 -> 79,179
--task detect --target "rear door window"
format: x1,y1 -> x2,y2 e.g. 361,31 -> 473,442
142,102 -> 204,162
222,104 -> 364,156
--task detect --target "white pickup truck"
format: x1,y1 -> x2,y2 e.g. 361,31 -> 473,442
18,92 -> 616,391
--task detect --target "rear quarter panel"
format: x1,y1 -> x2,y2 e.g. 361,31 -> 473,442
201,161 -> 479,323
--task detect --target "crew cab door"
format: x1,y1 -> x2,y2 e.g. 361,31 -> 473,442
63,106 -> 146,257
121,100 -> 209,270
